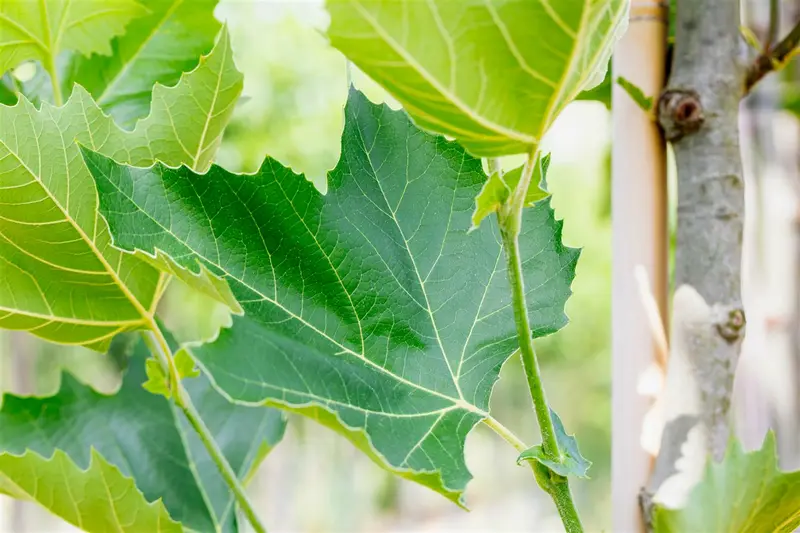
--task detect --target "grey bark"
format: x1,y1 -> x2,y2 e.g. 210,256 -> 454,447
651,0 -> 746,496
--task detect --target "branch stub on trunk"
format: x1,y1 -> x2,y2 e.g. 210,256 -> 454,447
658,89 -> 704,141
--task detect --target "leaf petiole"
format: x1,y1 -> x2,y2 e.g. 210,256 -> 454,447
141,326 -> 268,533
497,151 -> 584,533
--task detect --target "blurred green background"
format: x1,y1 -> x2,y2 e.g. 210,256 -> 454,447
0,2 -> 620,531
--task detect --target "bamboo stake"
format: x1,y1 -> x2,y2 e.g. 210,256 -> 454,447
611,1 -> 668,531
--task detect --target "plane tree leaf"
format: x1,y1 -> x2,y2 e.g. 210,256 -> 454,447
0,0 -> 146,76
0,449 -> 181,533
326,0 -> 629,156
0,333 -> 286,533
83,89 -> 578,504
0,28 -> 242,350
653,432 -> 800,533
39,0 -> 223,127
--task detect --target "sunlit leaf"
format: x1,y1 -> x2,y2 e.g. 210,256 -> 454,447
326,0 -> 628,156
653,432 -> 800,533
0,0 -> 146,76
0,449 -> 181,533
84,89 -> 578,504
59,0 -> 223,127
0,29 -> 241,350
0,334 -> 286,532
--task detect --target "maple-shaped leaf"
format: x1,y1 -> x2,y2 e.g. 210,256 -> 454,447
654,432 -> 800,533
0,0 -> 146,77
0,28 -> 242,350
24,0 -> 224,127
326,0 -> 628,156
83,88 -> 578,504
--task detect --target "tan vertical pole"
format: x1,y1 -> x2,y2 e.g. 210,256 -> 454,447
611,1 -> 668,531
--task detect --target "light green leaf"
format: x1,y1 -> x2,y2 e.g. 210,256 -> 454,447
0,334 -> 286,533
471,154 -> 551,230
0,0 -> 146,76
0,449 -> 181,533
616,76 -> 653,113
176,349 -> 200,379
653,432 -> 800,533
84,89 -> 578,504
576,61 -> 612,108
142,356 -> 170,397
516,409 -> 590,479
0,28 -> 242,350
326,0 -> 629,156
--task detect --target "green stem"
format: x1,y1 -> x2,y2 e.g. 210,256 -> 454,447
45,55 -> 63,107
498,151 -> 584,533
141,328 -> 268,533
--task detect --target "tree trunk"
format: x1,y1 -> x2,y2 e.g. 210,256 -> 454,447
651,0 -> 746,499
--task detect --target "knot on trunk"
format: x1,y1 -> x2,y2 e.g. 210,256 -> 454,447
658,89 -> 704,141
715,307 -> 746,343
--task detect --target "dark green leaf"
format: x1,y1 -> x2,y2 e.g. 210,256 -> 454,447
0,335 -> 286,532
84,89 -> 578,505
517,409 -> 590,478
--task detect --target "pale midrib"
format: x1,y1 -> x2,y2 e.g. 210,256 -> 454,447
539,0 -> 627,140
95,171 -> 487,413
351,117 -> 465,401
455,246 -> 503,381
192,27 -> 225,170
0,136 -> 154,328
96,459 -> 126,533
217,365 -> 463,418
58,452 -> 84,530
347,0 -> 538,146
0,13 -> 47,51
98,0 -> 184,106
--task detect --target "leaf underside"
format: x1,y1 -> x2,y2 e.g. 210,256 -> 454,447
0,0 -> 147,76
326,0 -> 629,156
84,88 -> 579,504
0,334 -> 286,533
0,28 -> 242,350
653,432 -> 800,533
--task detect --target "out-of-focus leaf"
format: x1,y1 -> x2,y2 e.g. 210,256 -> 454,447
46,0 -> 222,127
617,76 -> 653,112
653,432 -> 800,533
0,1 -> 146,76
